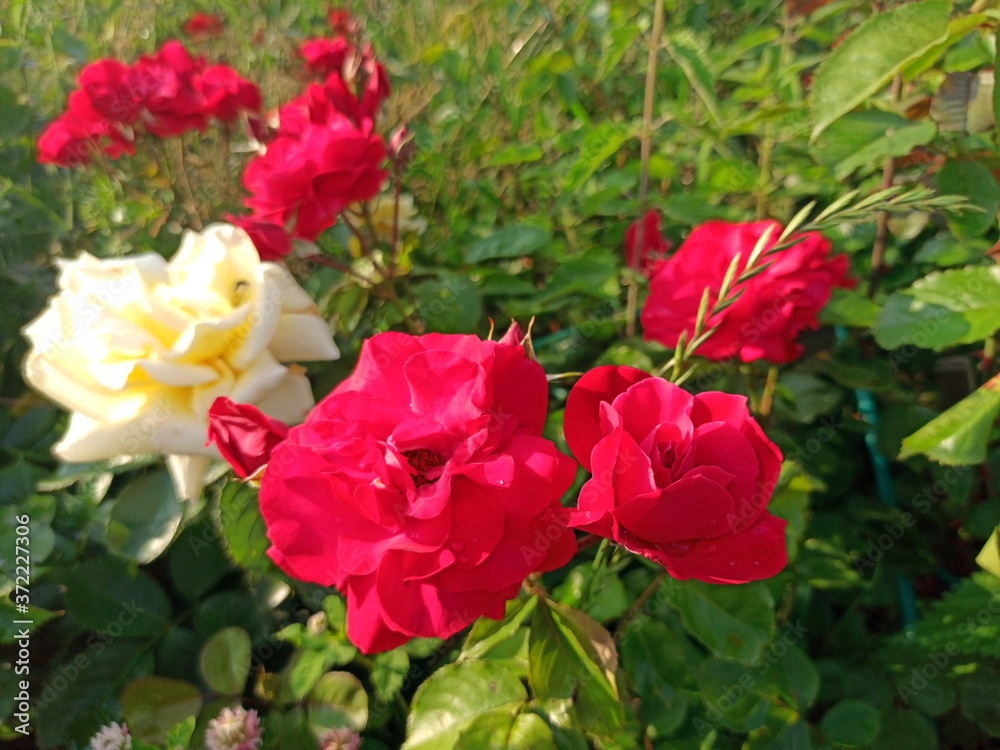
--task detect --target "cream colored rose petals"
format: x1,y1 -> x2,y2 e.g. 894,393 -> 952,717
22,223 -> 339,500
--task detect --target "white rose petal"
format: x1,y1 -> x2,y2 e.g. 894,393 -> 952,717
22,223 -> 339,501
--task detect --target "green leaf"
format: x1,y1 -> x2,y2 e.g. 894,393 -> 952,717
455,708 -> 557,749
809,1 -> 952,140
414,274 -> 483,333
903,13 -> 992,80
0,600 -> 56,644
562,123 -> 631,192
674,580 -> 775,664
694,657 -> 771,732
121,676 -> 203,745
976,526 -> 1000,579
486,143 -> 545,166
819,700 -> 881,747
164,716 -> 197,750
464,225 -> 551,263
64,557 -> 171,637
898,374 -> 1000,465
528,598 -> 624,737
995,27 -> 1000,135
818,288 -> 881,328
867,707 -> 938,750
873,265 -> 1000,351
199,627 -> 252,695
832,120 -> 936,180
935,160 -> 1000,238
958,666 -> 1000,735
307,671 -> 369,733
403,660 -> 528,750
217,482 -> 272,574
763,645 -> 820,711
462,596 -> 537,661
371,648 -> 410,702
107,470 -> 183,564
168,522 -> 231,601
35,640 -> 154,749
891,573 -> 1000,658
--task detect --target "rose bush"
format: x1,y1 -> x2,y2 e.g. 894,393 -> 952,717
564,365 -> 786,584
256,325 -> 577,652
21,223 -> 339,499
641,219 -> 852,363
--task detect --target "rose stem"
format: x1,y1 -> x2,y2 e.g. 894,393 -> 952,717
626,0 -> 665,340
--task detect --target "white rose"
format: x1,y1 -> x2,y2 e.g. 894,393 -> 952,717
22,223 -> 339,499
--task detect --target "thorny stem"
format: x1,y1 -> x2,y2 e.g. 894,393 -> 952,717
626,0 -> 665,339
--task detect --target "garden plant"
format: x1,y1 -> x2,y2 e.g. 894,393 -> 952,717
2,1 -> 1000,749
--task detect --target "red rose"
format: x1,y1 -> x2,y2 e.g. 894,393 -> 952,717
625,210 -> 671,276
300,38 -> 351,77
78,59 -> 138,123
258,326 -> 577,653
207,397 -> 290,479
183,12 -> 225,39
641,220 -> 852,364
38,90 -> 134,166
564,365 -> 787,584
129,41 -> 208,137
228,215 -> 293,261
197,65 -> 262,121
242,84 -> 386,240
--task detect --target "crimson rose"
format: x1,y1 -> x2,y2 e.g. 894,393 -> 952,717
641,220 -> 852,363
564,365 -> 786,584
258,326 -> 577,652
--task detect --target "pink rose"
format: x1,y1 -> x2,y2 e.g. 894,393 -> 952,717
258,326 -> 577,652
564,365 -> 787,584
207,397 -> 290,479
641,220 -> 852,364
624,210 -> 671,276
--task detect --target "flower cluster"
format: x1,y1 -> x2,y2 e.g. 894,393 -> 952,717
38,41 -> 260,167
235,20 -> 391,254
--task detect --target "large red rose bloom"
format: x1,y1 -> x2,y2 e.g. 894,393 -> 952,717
641,220 -> 852,364
564,365 -> 787,584
258,327 -> 577,653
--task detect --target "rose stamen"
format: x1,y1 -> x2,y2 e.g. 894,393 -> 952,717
402,448 -> 443,487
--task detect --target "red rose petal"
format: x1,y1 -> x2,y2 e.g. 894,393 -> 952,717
565,365 -> 652,471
